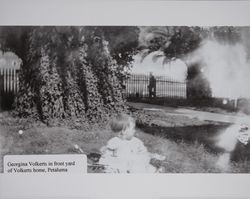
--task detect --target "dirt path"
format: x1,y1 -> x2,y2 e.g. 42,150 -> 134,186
128,102 -> 250,125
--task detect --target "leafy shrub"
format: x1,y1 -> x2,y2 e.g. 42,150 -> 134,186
13,27 -> 127,125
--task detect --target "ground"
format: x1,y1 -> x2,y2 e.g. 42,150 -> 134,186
0,103 -> 249,173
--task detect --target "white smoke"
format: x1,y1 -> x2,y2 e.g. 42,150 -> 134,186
216,124 -> 238,171
216,152 -> 231,171
216,124 -> 240,152
215,123 -> 250,171
187,38 -> 250,99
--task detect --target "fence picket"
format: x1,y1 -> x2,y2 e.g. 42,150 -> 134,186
4,68 -> 6,92
0,67 -> 19,94
7,68 -> 9,93
13,69 -> 16,93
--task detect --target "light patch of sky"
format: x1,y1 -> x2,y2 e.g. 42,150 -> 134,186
0,50 -> 21,69
130,52 -> 187,82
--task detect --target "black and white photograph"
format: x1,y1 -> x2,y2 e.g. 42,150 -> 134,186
0,26 -> 250,173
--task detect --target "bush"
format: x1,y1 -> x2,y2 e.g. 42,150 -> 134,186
14,27 -> 127,125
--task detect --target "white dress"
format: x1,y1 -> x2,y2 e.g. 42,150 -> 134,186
99,136 -> 157,173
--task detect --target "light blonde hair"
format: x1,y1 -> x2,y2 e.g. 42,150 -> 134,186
110,113 -> 135,133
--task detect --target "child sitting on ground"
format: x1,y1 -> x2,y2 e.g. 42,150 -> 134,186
99,113 -> 165,173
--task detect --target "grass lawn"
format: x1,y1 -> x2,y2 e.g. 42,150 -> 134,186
0,106 -> 249,173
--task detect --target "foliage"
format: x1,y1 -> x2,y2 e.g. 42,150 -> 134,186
138,26 -> 242,62
38,48 -> 65,120
209,26 -> 241,44
186,63 -> 212,99
102,26 -> 140,83
139,26 -> 203,64
0,26 -> 134,124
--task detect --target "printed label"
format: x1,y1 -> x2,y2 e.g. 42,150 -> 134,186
4,154 -> 87,174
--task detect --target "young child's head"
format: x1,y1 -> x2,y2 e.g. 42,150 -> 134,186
110,114 -> 135,140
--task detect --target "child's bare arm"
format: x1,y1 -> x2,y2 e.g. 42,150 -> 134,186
100,146 -> 107,154
100,137 -> 119,153
149,153 -> 166,161
100,144 -> 118,157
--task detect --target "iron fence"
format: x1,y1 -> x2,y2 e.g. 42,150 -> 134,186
124,74 -> 187,98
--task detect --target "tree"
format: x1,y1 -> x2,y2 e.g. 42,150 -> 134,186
139,26 -> 203,63
138,26 -> 212,98
186,63 -> 212,99
209,26 -> 241,44
0,26 -> 138,124
102,26 -> 140,84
